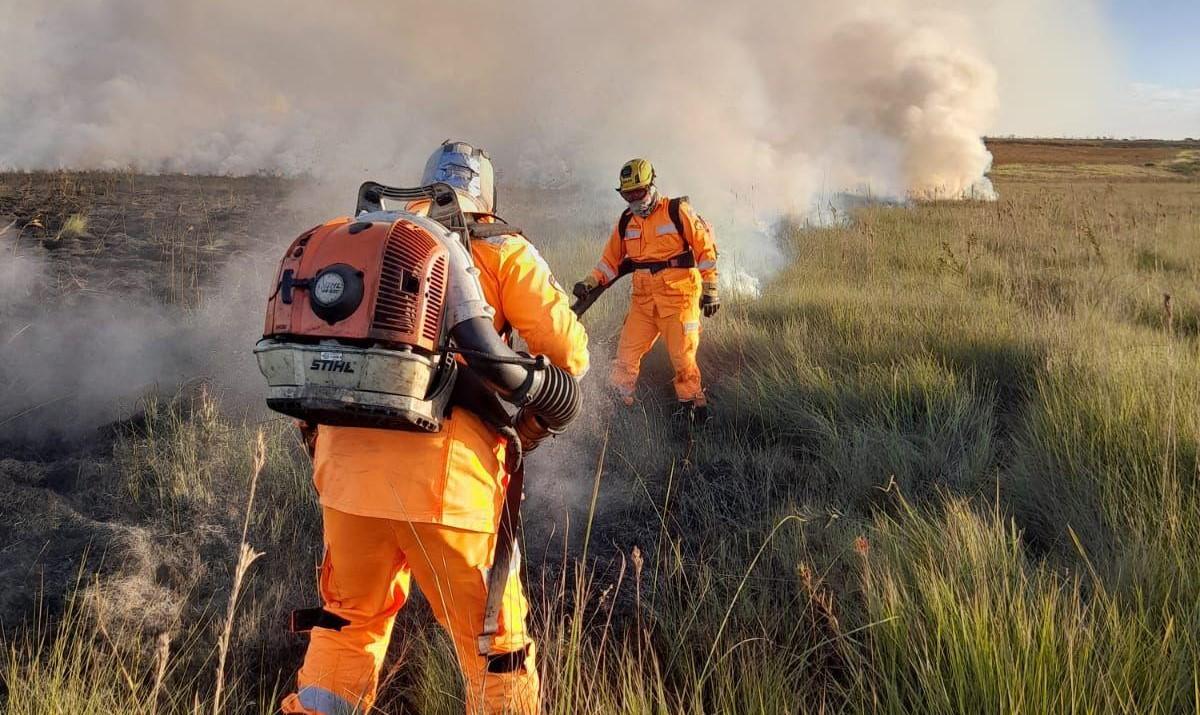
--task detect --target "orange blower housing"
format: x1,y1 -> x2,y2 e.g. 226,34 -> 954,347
264,218 -> 449,351
255,184 -> 473,432
256,181 -> 582,457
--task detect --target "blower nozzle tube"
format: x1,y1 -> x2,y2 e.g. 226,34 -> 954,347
449,317 -> 581,442
519,361 -> 581,431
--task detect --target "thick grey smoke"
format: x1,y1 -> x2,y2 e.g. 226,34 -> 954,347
0,1 -> 1011,437
0,0 -> 1010,304
0,2 -> 998,199
0,226 -> 279,441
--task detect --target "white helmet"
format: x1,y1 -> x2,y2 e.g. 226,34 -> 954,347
421,140 -> 496,214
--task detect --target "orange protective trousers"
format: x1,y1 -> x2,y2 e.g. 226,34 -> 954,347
611,291 -> 703,403
282,507 -> 537,715
282,207 -> 587,714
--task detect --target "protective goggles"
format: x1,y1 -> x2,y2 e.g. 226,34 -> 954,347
618,187 -> 650,202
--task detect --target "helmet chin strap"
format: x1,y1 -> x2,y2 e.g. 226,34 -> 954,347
629,185 -> 659,218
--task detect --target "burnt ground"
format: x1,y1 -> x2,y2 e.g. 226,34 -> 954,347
0,172 -> 300,640
0,172 -> 302,304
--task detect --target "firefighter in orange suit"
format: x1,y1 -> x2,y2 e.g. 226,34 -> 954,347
573,158 -> 718,424
283,141 -> 589,715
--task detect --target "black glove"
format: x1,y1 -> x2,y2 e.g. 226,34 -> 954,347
572,281 -> 591,300
700,283 -> 720,318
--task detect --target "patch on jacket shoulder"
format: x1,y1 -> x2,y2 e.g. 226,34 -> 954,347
518,239 -> 568,296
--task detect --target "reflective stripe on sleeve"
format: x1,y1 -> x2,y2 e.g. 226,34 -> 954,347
683,321 -> 700,333
697,260 -> 716,270
596,262 -> 617,281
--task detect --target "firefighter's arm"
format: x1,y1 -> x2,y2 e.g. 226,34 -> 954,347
679,201 -> 718,284
587,224 -> 626,288
500,237 -> 590,376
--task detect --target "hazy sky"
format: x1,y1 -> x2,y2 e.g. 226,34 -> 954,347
1081,0 -> 1197,137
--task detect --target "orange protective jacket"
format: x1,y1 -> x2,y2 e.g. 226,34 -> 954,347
589,195 -> 718,314
312,216 -> 589,533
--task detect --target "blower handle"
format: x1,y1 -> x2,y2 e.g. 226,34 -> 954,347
571,259 -> 633,317
358,181 -> 430,214
356,181 -> 469,243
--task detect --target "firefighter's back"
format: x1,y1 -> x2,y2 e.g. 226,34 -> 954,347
313,228 -> 587,532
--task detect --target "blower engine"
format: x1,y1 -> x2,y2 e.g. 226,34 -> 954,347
254,181 -> 580,461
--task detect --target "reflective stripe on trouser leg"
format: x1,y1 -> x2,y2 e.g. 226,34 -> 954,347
289,507 -> 412,715
396,522 -> 540,715
610,299 -> 661,398
281,686 -> 363,715
659,308 -> 703,402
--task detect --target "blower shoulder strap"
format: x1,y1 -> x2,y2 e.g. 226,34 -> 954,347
467,222 -> 523,240
668,196 -> 689,242
467,214 -> 523,240
668,196 -> 694,255
617,209 -> 633,239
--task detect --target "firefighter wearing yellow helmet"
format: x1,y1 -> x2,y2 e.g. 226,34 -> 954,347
574,158 -> 719,424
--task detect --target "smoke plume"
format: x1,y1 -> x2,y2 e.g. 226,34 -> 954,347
0,2 -> 1000,199
0,1 -> 1017,437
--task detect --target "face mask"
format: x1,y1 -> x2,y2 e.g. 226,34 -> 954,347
627,185 -> 658,217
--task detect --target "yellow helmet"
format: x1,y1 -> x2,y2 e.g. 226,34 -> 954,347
617,158 -> 655,193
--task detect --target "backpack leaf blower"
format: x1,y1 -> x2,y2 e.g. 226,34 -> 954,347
255,181 -> 580,464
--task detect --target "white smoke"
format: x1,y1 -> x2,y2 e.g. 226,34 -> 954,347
0,1 -> 1015,409
0,2 -> 1000,201
0,224 -> 44,305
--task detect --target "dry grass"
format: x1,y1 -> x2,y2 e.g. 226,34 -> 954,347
989,162 -> 1190,182
57,213 -> 89,239
987,138 -> 1200,166
987,139 -> 1200,184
